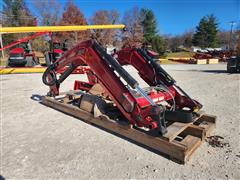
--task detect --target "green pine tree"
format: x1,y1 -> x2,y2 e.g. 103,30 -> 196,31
141,9 -> 158,42
3,0 -> 34,27
192,14 -> 219,48
151,35 -> 166,55
2,0 -> 35,45
206,15 -> 219,47
141,8 -> 166,54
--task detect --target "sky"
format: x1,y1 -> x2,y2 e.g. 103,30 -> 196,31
2,0 -> 240,35
70,0 -> 239,35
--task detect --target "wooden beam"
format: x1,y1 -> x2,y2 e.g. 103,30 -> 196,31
42,96 -> 187,163
41,94 -> 216,164
181,135 -> 202,162
163,122 -> 190,142
180,124 -> 205,140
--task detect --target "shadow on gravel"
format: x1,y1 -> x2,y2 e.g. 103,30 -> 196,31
172,69 -> 231,74
0,175 -> 6,180
200,70 -> 229,74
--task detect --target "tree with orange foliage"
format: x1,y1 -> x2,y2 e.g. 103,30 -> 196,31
59,1 -> 90,47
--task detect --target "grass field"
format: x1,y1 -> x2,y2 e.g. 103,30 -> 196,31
166,51 -> 195,58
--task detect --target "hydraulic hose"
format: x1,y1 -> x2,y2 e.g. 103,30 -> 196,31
137,48 -> 176,85
58,63 -> 76,84
42,64 -> 58,86
42,63 -> 76,86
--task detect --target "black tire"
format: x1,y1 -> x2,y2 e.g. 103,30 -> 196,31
165,110 -> 194,123
6,59 -> 11,67
227,65 -> 236,73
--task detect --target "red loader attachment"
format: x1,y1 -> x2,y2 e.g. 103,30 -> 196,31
41,39 -> 216,163
42,40 -> 202,135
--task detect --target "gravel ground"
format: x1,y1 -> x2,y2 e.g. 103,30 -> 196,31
1,64 -> 240,179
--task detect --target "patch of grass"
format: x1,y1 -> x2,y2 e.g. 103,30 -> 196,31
166,51 -> 195,58
0,57 -> 8,66
159,58 -> 180,64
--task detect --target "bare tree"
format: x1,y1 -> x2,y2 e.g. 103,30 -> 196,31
182,30 -> 194,48
122,7 -> 144,48
31,0 -> 61,51
91,10 -> 120,47
220,30 -> 229,47
164,30 -> 194,51
33,0 -> 61,25
236,29 -> 240,56
164,35 -> 182,51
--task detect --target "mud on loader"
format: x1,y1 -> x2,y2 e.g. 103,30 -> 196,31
41,39 -> 216,163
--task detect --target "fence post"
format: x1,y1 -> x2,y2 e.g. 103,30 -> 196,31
0,24 -> 4,58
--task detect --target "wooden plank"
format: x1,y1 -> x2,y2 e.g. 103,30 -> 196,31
195,114 -> 216,137
193,114 -> 216,137
180,124 -> 205,140
199,122 -> 215,137
208,58 -> 219,64
198,114 -> 217,123
58,90 -> 82,96
163,122 -> 190,142
62,90 -> 83,103
42,96 -> 188,163
180,135 -> 202,162
196,59 -> 207,64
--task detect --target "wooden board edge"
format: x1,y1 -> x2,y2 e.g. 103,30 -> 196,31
181,135 -> 202,162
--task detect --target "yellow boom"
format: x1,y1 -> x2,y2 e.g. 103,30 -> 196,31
0,24 -> 125,34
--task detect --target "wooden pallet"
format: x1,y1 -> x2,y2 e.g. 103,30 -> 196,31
41,92 -> 216,164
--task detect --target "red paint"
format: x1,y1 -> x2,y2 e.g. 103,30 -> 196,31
54,49 -> 64,54
10,47 -> 24,54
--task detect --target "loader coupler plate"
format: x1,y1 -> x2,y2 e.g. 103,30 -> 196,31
41,91 -> 216,164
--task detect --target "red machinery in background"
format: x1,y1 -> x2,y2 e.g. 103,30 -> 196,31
7,41 -> 38,67
1,32 -> 48,67
42,39 -> 202,136
44,40 -> 65,66
1,31 -> 67,67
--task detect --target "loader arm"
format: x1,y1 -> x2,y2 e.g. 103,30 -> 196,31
117,48 -> 202,111
42,40 -> 167,135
